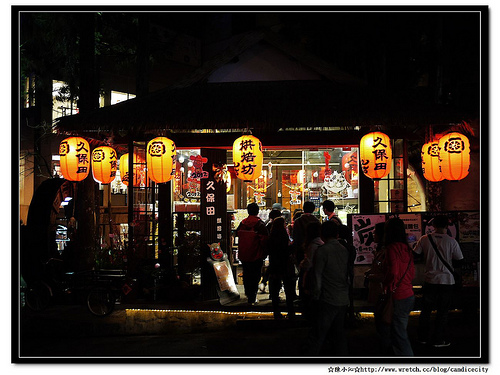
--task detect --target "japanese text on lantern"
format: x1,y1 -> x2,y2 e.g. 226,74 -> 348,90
59,137 -> 90,181
92,146 -> 118,184
236,139 -> 257,174
233,135 -> 263,181
360,132 -> 392,179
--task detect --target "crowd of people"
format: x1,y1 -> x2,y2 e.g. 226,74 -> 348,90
236,201 -> 464,357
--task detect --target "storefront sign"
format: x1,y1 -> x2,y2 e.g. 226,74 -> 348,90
200,149 -> 238,304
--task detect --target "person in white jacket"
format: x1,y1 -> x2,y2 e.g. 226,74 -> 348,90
413,215 -> 464,348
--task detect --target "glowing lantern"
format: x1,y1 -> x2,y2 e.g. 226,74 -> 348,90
146,137 -> 176,183
359,132 -> 392,179
438,132 -> 470,181
421,141 -> 444,182
59,137 -> 90,181
232,135 -> 263,181
91,146 -> 118,184
119,153 -> 146,187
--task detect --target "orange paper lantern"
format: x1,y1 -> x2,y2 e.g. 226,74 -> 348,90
233,135 -> 263,181
146,137 -> 176,183
59,137 -> 90,181
421,141 -> 444,182
359,132 -> 392,179
119,153 -> 146,187
438,132 -> 470,181
92,146 -> 118,184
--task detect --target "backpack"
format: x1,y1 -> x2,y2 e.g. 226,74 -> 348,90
237,223 -> 266,262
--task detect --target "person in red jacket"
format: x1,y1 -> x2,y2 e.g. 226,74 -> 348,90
382,217 -> 415,356
236,203 -> 269,305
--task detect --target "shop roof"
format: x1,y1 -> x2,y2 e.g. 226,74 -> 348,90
54,29 -> 477,142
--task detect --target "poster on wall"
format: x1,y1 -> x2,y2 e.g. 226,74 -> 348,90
352,214 -> 386,264
394,213 -> 422,248
421,212 -> 459,240
458,211 -> 480,243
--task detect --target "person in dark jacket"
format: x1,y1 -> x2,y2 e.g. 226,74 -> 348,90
291,201 -> 320,299
267,217 -> 296,319
236,202 -> 269,305
259,208 -> 283,293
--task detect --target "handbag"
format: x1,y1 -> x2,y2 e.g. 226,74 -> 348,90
375,292 -> 394,325
375,250 -> 412,325
428,235 -> 463,292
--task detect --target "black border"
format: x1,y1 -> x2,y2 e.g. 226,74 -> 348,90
12,4 -> 489,365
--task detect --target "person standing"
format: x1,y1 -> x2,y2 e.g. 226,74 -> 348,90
291,201 -> 320,298
259,208 -> 282,294
236,202 -> 269,306
364,222 -> 390,350
365,222 -> 387,304
382,217 -> 415,356
299,221 -> 324,322
321,199 -> 342,225
267,217 -> 296,319
413,215 -> 464,347
305,220 -> 350,356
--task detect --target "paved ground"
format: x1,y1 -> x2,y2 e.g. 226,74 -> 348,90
15,286 -> 484,362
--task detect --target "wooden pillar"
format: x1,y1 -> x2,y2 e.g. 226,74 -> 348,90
358,156 -> 375,213
200,149 -> 228,300
158,182 -> 172,267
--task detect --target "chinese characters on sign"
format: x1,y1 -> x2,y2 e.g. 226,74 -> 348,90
352,215 -> 386,264
92,146 -> 117,184
59,137 -> 90,181
359,132 -> 392,179
233,135 -> 263,181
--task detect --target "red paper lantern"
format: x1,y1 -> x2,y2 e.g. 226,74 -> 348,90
359,132 -> 392,179
59,137 -> 90,181
146,137 -> 176,183
421,141 -> 444,182
92,146 -> 118,184
233,135 -> 263,181
438,132 -> 470,181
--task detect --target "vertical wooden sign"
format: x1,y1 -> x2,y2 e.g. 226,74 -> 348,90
200,149 -> 229,300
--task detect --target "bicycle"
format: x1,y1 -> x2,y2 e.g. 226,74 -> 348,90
86,269 -> 131,316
